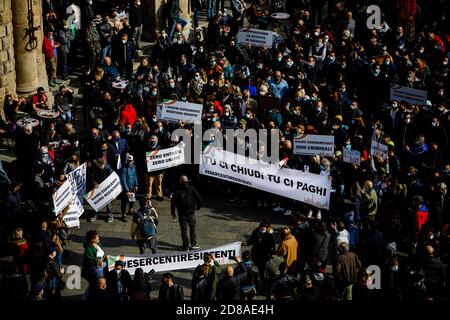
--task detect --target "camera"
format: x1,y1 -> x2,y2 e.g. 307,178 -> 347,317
144,269 -> 156,281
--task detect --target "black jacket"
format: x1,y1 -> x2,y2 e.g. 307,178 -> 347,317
129,4 -> 144,27
88,288 -> 114,302
106,269 -> 133,301
216,263 -> 248,301
158,283 -> 184,301
420,256 -> 447,285
246,229 -> 275,265
171,184 -> 202,216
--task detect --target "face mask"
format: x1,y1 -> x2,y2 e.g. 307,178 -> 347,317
125,128 -> 131,134
136,1 -> 141,5
98,124 -> 103,130
391,265 -> 398,272
385,60 -> 390,65
194,76 -> 200,81
373,70 -> 380,76
199,48 -> 204,53
320,165 -> 325,170
149,141 -> 157,148
122,39 -> 127,44
169,83 -> 175,88
316,42 -> 323,48
99,165 -> 105,170
209,82 -> 215,87
286,61 -> 293,68
256,65 -> 262,69
151,91 -> 157,96
209,108 -> 214,113
210,61 -> 216,66
157,127 -> 163,133
316,107 -> 322,113
260,228 -> 267,234
432,122 -> 438,127
113,137 -> 120,142
177,40 -> 182,44
276,57 -> 282,62
405,118 -> 411,124
328,57 -> 335,63
392,103 -> 398,109
152,117 -> 157,122
245,113 -> 251,119
225,111 -> 230,116
304,34 -> 309,39
314,31 -> 320,36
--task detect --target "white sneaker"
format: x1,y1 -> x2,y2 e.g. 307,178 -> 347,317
257,200 -> 263,207
316,210 -> 322,220
273,205 -> 285,212
307,210 -> 313,218
283,210 -> 292,216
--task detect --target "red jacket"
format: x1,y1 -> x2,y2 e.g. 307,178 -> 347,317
121,104 -> 138,127
43,36 -> 57,59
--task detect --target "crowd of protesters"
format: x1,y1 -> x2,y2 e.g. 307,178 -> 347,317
0,0 -> 449,301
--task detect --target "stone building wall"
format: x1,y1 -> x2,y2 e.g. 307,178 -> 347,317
0,0 -> 16,116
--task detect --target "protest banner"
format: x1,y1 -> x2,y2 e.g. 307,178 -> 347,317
343,148 -> 361,165
293,134 -> 335,156
236,28 -> 273,47
63,197 -> 84,228
156,100 -> 203,124
371,141 -> 388,160
108,242 -> 241,275
67,163 -> 87,202
200,147 -> 331,209
52,179 -> 73,216
85,172 -> 123,212
390,84 -> 427,106
146,143 -> 185,172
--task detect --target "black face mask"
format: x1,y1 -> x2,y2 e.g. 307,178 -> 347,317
149,141 -> 157,148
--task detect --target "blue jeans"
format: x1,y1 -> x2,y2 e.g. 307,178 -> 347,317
102,45 -> 112,59
193,10 -> 201,28
168,16 -> 188,40
207,0 -> 218,21
94,202 -> 113,219
60,110 -> 72,122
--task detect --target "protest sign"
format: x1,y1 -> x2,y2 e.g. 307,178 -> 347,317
52,180 -> 73,216
67,163 -> 87,202
236,28 -> 273,47
293,135 -> 335,156
108,242 -> 241,275
63,197 -> 84,228
343,148 -> 361,165
390,84 -> 427,106
371,141 -> 388,160
146,143 -> 185,172
156,100 -> 203,124
85,172 -> 122,212
200,147 -> 331,209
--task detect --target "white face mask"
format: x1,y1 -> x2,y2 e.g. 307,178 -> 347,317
122,39 -> 127,44
177,40 -> 182,44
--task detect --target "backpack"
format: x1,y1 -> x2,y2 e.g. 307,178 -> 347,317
138,211 -> 157,240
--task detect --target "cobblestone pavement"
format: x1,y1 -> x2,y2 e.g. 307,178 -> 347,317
61,184 -> 290,300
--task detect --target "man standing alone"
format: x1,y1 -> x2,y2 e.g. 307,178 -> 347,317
171,175 -> 201,250
129,0 -> 144,50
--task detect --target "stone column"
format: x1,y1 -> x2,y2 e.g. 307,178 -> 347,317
34,0 -> 48,93
0,0 -> 16,117
11,0 -> 46,94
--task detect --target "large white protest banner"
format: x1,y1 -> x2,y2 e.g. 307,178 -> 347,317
371,141 -> 388,160
390,84 -> 427,106
67,163 -> 87,202
236,28 -> 273,47
200,147 -> 331,209
146,143 -> 185,172
156,100 -> 203,124
293,134 -> 335,156
108,242 -> 241,275
52,180 -> 73,216
85,172 -> 122,212
343,148 -> 361,165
